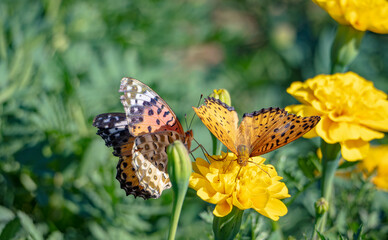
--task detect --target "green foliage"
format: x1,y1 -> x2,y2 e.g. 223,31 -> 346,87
1,0 -> 388,239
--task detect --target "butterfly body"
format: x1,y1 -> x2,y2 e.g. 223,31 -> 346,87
236,145 -> 250,166
94,77 -> 192,199
194,97 -> 320,164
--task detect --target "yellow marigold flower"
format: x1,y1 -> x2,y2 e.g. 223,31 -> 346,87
313,0 -> 388,34
286,72 -> 388,161
189,152 -> 290,221
360,145 -> 388,191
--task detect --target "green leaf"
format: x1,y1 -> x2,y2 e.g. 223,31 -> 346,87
17,211 -> 43,240
0,206 -> 15,221
0,218 -> 21,240
316,230 -> 328,240
47,231 -> 64,240
338,160 -> 360,170
353,224 -> 363,240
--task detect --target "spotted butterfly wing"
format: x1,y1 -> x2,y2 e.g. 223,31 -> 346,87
131,131 -> 189,198
192,98 -> 239,154
93,113 -> 155,199
239,107 -> 321,156
119,77 -> 185,136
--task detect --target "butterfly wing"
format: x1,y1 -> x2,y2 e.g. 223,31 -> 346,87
193,97 -> 239,154
131,131 -> 188,198
238,107 -> 320,156
116,155 -> 155,199
120,77 -> 185,136
93,113 -> 132,156
94,113 -> 158,199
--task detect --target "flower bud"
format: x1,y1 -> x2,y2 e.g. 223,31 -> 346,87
167,140 -> 192,193
209,89 -> 231,106
315,197 -> 329,215
331,25 -> 364,72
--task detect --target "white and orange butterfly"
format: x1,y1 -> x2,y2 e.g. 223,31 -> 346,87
94,77 -> 192,199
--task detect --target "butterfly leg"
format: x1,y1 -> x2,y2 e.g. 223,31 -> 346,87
234,166 -> 243,182
204,148 -> 229,162
247,160 -> 271,178
189,144 -> 202,153
191,138 -> 230,163
191,138 -> 218,162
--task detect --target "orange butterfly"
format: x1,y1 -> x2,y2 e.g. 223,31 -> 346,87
193,97 -> 320,166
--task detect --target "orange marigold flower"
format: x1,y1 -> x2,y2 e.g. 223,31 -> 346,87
189,152 -> 290,221
286,72 -> 388,161
313,0 -> 388,34
360,145 -> 388,191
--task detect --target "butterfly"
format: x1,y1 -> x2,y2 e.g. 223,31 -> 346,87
93,77 -> 193,199
193,97 -> 320,166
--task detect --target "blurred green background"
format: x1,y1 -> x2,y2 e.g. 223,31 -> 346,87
1,0 -> 388,239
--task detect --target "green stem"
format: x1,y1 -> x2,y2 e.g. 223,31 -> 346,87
168,187 -> 187,240
330,25 -> 365,74
271,221 -> 284,240
313,141 -> 341,239
211,132 -> 222,155
166,141 -> 191,240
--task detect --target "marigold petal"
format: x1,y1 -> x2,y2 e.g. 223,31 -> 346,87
268,181 -> 290,199
341,140 -> 370,161
303,127 -> 319,138
191,162 -> 200,174
249,189 -> 269,209
358,101 -> 388,131
189,173 -> 208,190
213,198 -> 233,217
233,185 -> 253,209
361,145 -> 388,172
195,157 -> 210,176
254,198 -> 288,221
360,145 -> 388,191
197,187 -> 228,204
374,159 -> 388,191
313,0 -> 388,34
221,173 -> 237,194
250,156 -> 266,165
287,82 -> 317,105
372,176 -> 388,191
326,122 -> 384,142
285,104 -> 322,117
315,116 -> 336,143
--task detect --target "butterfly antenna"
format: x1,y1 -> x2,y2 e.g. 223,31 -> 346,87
188,94 -> 203,130
184,114 -> 189,130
